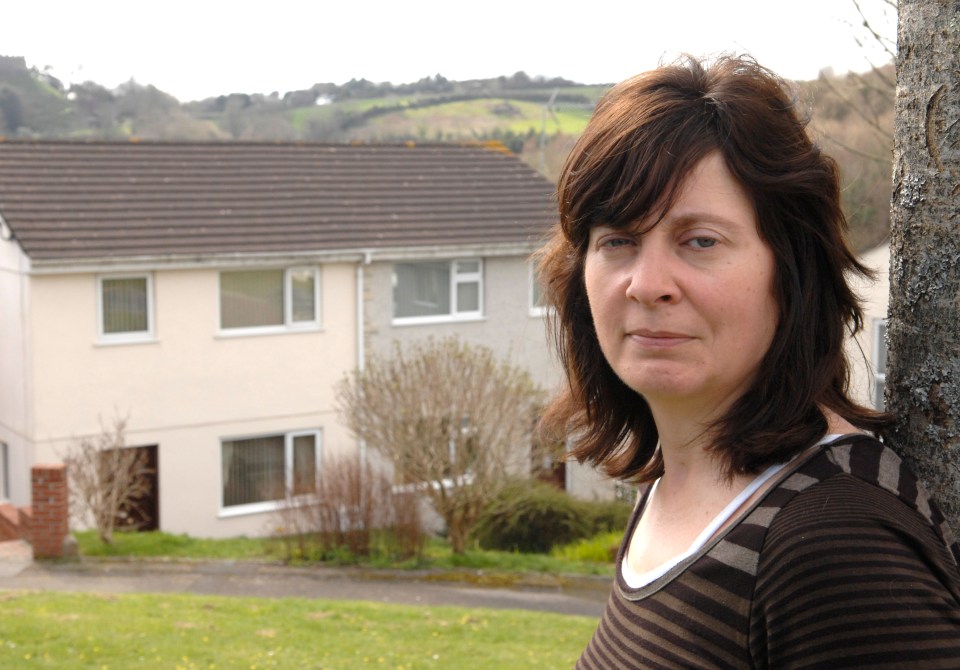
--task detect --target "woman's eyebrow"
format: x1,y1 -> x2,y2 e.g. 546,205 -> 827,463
665,211 -> 749,229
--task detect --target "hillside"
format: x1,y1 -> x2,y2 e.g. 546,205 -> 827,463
0,55 -> 892,250
800,64 -> 894,250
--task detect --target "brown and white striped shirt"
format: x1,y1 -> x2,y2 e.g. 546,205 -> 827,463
577,435 -> 960,669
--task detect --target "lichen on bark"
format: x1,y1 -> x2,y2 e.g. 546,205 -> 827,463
887,0 -> 960,528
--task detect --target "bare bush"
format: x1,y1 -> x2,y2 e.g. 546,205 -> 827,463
62,414 -> 154,544
272,453 -> 423,562
336,336 -> 548,553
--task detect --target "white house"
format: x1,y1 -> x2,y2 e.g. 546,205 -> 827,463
848,241 -> 891,411
0,139 -> 607,539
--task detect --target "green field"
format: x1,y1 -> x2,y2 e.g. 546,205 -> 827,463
288,92 -> 599,141
0,591 -> 597,669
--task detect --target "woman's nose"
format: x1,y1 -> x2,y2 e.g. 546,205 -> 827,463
624,245 -> 678,306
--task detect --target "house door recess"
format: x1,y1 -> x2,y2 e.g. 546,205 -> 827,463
116,444 -> 159,532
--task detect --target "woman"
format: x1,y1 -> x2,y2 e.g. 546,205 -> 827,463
538,56 -> 960,668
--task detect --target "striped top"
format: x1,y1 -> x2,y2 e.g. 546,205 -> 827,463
577,435 -> 960,669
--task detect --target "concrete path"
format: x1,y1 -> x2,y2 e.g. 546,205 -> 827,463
0,541 -> 609,618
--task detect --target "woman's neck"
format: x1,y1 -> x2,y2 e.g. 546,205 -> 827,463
651,405 -> 861,496
653,425 -> 741,506
648,400 -> 722,479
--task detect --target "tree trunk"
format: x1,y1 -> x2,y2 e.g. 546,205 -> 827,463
447,506 -> 469,555
887,0 -> 960,529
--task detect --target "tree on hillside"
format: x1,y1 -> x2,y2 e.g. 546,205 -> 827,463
0,88 -> 23,134
335,336 -> 547,553
887,0 -> 960,528
70,81 -> 118,133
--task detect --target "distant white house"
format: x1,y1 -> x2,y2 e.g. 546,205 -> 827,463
848,241 -> 890,411
0,140 -> 612,539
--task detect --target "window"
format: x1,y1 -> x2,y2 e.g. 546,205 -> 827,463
220,267 -> 319,332
393,259 -> 482,323
873,319 -> 887,409
98,274 -> 153,342
221,430 -> 320,512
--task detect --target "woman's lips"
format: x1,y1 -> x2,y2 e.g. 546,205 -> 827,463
627,330 -> 695,348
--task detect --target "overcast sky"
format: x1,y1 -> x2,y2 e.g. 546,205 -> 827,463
3,0 -> 896,102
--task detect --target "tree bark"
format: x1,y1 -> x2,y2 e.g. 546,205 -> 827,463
888,0 -> 960,529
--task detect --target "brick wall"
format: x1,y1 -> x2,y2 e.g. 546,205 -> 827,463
26,464 -> 69,558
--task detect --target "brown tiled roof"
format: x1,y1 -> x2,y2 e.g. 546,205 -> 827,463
0,140 -> 557,263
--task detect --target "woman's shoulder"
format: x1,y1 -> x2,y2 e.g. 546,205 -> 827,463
757,433 -> 960,595
804,435 -> 955,542
748,435 -> 960,667
770,435 -> 956,548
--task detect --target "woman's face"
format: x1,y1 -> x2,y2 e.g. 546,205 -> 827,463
584,152 -> 778,419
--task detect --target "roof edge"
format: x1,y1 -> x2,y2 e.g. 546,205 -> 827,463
27,242 -> 540,275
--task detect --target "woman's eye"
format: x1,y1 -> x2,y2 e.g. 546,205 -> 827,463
599,236 -> 634,249
687,237 -> 718,250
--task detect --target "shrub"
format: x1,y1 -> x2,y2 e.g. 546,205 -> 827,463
271,454 -> 424,563
472,479 -> 590,554
582,499 -> 633,536
552,531 -> 623,563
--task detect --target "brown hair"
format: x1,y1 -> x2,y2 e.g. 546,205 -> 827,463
537,55 -> 891,482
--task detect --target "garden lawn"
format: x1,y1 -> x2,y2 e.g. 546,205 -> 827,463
0,590 -> 596,669
72,531 -> 616,578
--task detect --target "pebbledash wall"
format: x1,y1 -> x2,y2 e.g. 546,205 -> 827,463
364,255 -> 553,386
25,263 -> 358,539
362,251 -> 614,501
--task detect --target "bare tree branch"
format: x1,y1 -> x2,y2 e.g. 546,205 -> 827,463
817,71 -> 892,142
852,0 -> 897,60
819,132 -> 892,164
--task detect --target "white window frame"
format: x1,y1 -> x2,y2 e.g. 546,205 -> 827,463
392,259 -> 484,325
96,273 -> 155,344
529,263 -> 547,317
218,266 -> 321,336
872,318 -> 887,410
0,441 -> 8,502
219,429 -> 322,517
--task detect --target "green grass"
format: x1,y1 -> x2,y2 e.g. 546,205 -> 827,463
72,531 -> 616,579
0,591 -> 597,669
74,531 -> 276,561
32,532 -> 611,667
421,542 -> 613,578
552,531 -> 623,563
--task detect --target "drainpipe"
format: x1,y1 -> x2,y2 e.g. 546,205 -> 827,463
356,250 -> 373,464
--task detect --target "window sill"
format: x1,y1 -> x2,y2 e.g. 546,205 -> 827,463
391,314 -> 486,327
218,501 -> 281,518
216,324 -> 323,339
219,493 -> 318,519
95,334 -> 159,347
